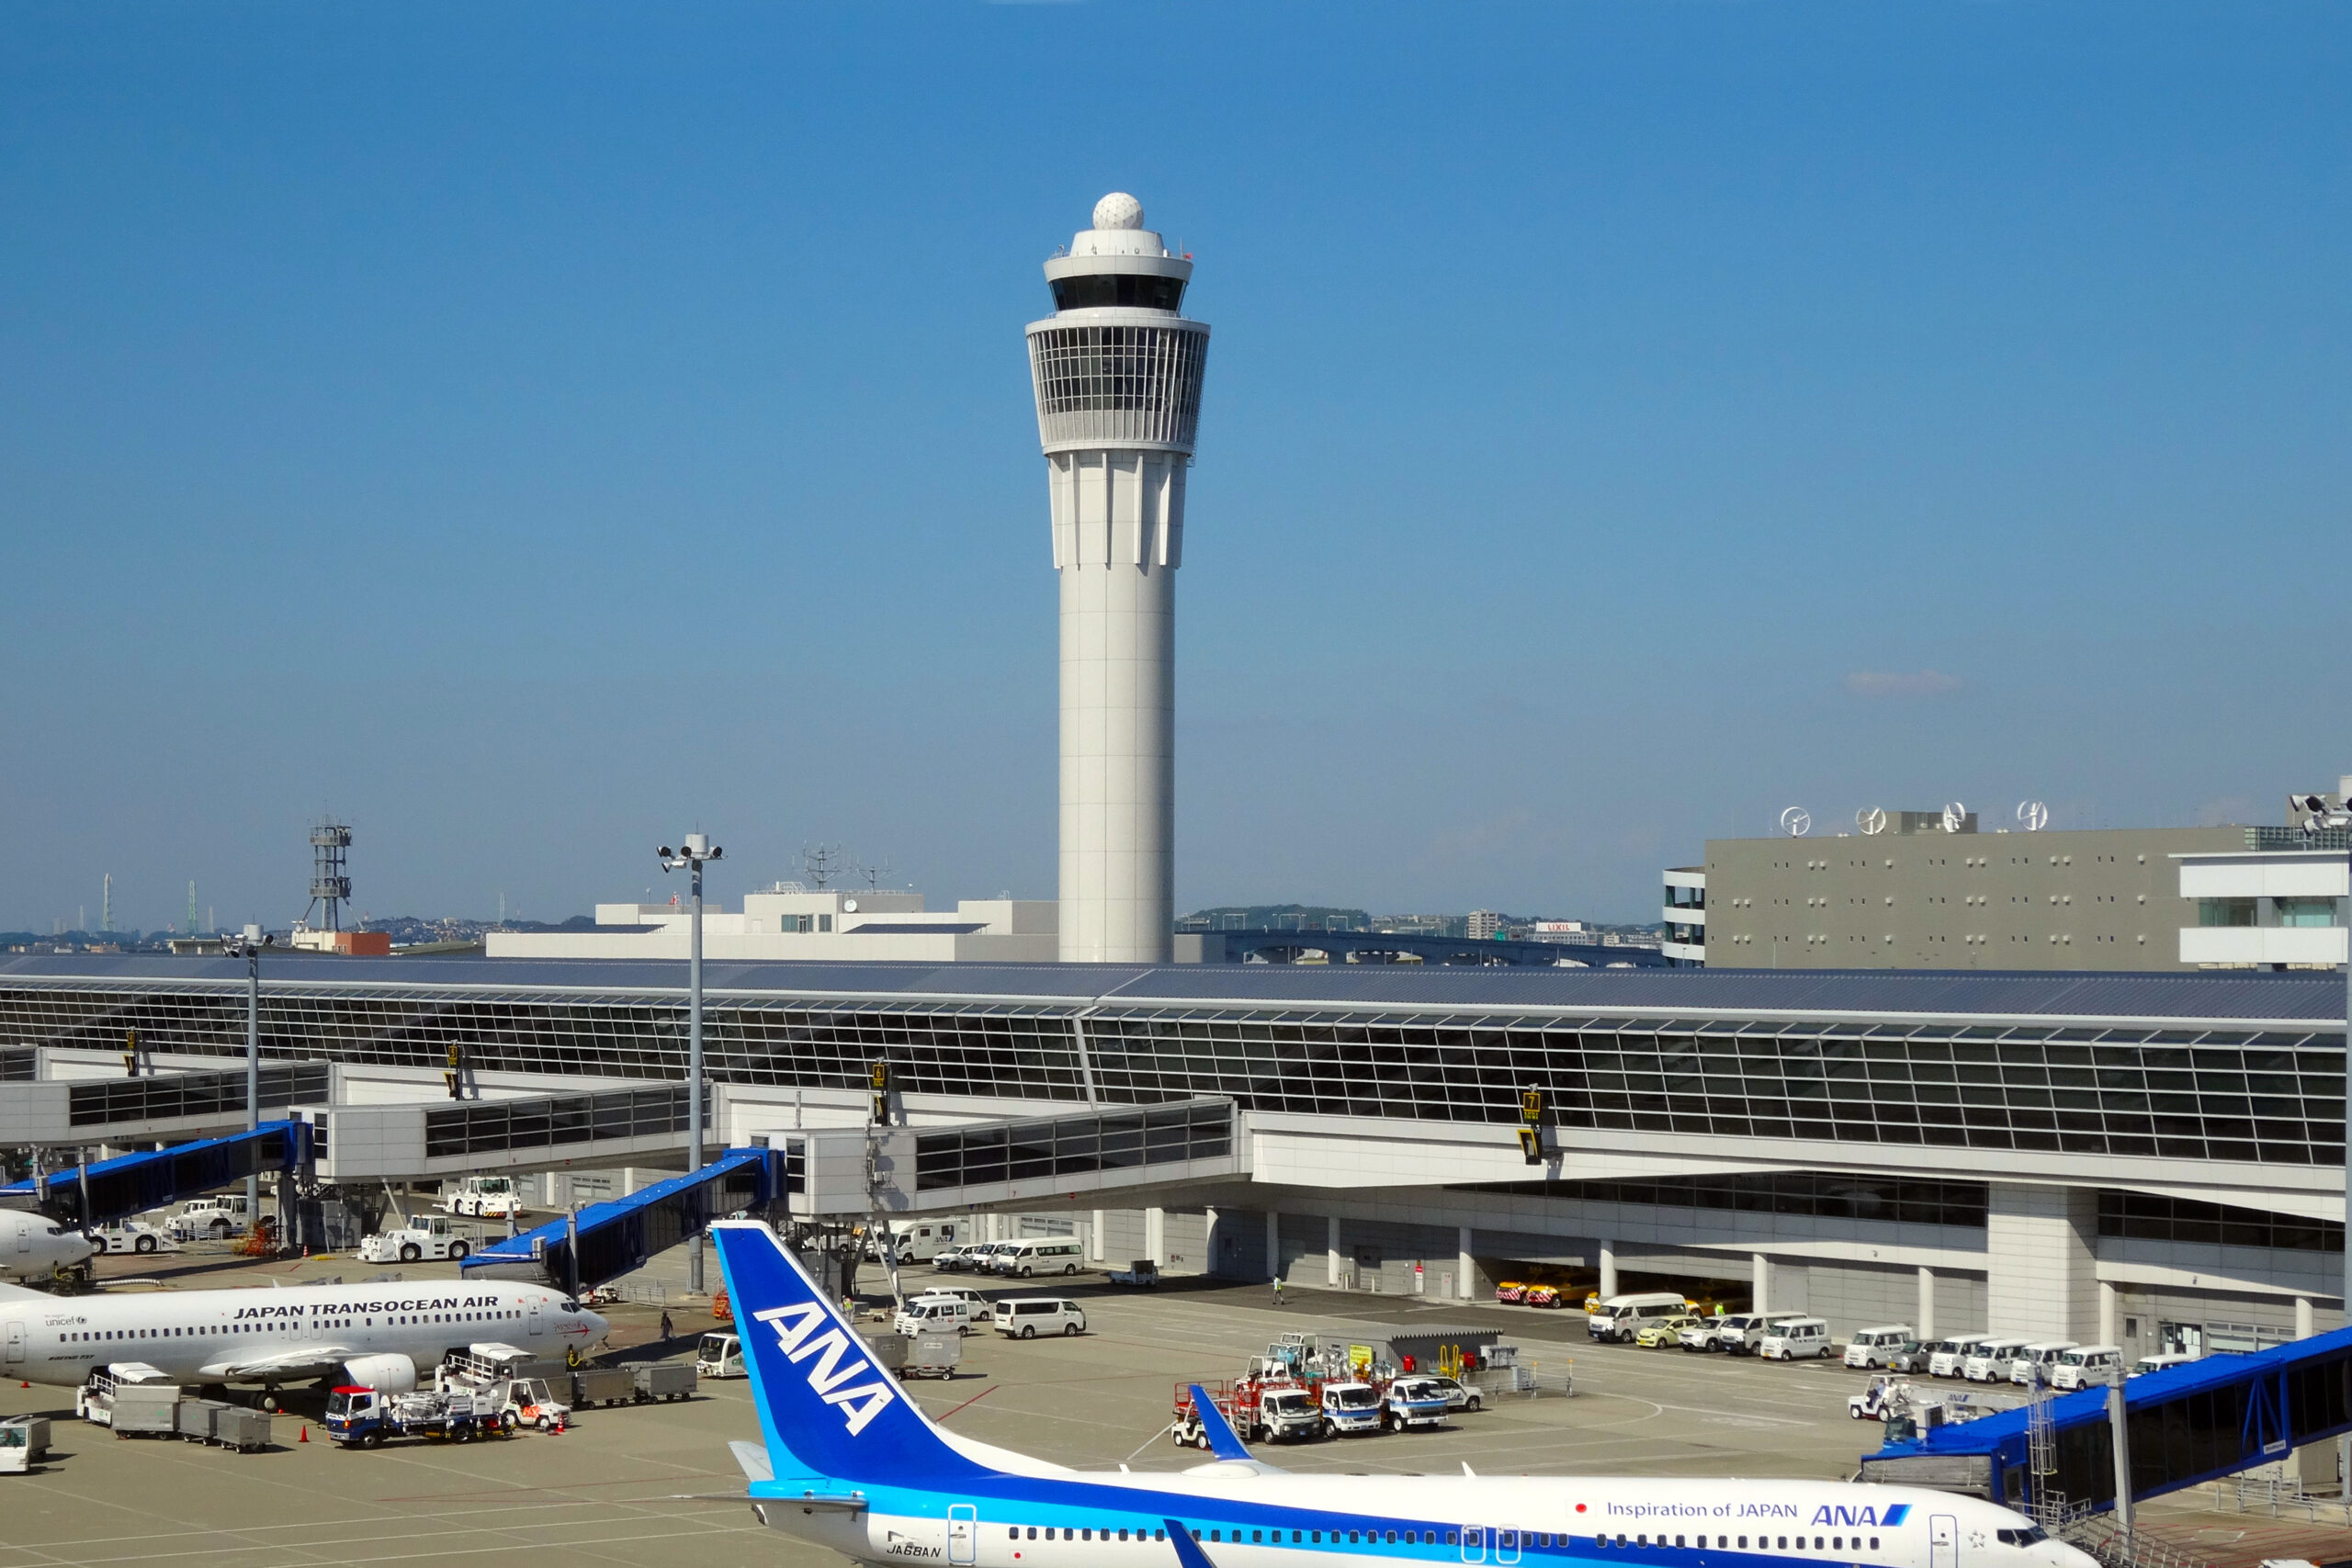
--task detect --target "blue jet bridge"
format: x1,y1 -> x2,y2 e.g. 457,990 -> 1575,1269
1860,1327 -> 2352,1509
460,1145 -> 788,1292
0,1120 -> 312,1233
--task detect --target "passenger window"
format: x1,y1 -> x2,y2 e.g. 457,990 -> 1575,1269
1871,1539 -> 1880,1551
1385,1532 -> 1397,1544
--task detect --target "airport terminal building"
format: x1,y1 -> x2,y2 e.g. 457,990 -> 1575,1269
1,954 -> 2342,1366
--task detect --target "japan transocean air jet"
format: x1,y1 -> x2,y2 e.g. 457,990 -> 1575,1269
707,1222 -> 2095,1568
0,1274 -> 605,1400
1,1212 -> 93,1283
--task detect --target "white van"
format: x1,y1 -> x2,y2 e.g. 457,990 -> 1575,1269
895,1297 -> 976,1337
1589,1292 -> 1693,1343
2131,1351 -> 2198,1378
2009,1340 -> 2080,1386
1844,1325 -> 1917,1370
993,1298 -> 1086,1338
995,1239 -> 1086,1279
1717,1311 -> 1807,1356
1759,1317 -> 1832,1360
867,1220 -> 963,1264
1964,1337 -> 2033,1382
1928,1334 -> 1993,1379
2051,1346 -> 2123,1390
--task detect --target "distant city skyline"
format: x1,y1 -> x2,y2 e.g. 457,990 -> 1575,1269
5,4 -> 2346,933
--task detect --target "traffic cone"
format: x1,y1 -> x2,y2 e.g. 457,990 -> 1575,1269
299,1425 -> 309,1443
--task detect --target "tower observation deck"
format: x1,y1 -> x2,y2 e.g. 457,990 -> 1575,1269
1026,192 -> 1210,964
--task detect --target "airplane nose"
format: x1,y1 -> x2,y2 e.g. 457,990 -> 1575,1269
587,1310 -> 610,1341
63,1233 -> 94,1263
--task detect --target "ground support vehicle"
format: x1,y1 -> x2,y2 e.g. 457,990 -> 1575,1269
1714,1312 -> 1805,1355
1963,1337 -> 2033,1382
570,1366 -> 636,1408
86,1222 -> 180,1256
1523,1285 -> 1562,1308
1174,1377 -> 1329,1447
110,1384 -> 182,1438
506,1376 -> 571,1428
1381,1377 -> 1453,1431
1928,1335 -> 1994,1378
1493,1281 -> 1526,1304
2051,1346 -> 2122,1390
1320,1381 -> 1384,1436
326,1385 -> 510,1448
1678,1321 -> 1722,1352
993,1298 -> 1086,1337
357,1214 -> 475,1264
1759,1318 -> 1833,1360
2132,1351 -> 2198,1377
1635,1314 -> 1703,1348
627,1361 -> 699,1401
900,1329 -> 961,1380
439,1176 -> 521,1220
931,1245 -> 974,1271
1849,1375 -> 1995,1428
909,1285 -> 991,1321
1845,1326 -> 1918,1370
1108,1259 -> 1160,1287
1419,1374 -> 1483,1413
175,1399 -> 272,1451
696,1332 -> 746,1378
1849,1376 -> 1914,1421
895,1297 -> 976,1337
1588,1292 -> 1695,1343
2009,1341 -> 2079,1387
0,1419 -> 46,1473
166,1194 -> 254,1241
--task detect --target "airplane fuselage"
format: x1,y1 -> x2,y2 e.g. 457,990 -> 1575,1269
2,1212 -> 93,1281
0,1278 -> 604,1387
755,1472 -> 2078,1568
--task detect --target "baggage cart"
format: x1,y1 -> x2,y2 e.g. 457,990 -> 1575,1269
177,1399 -> 229,1442
630,1362 -> 697,1402
213,1407 -> 273,1453
111,1387 -> 182,1439
862,1332 -> 909,1375
904,1328 -> 961,1379
570,1366 -> 636,1408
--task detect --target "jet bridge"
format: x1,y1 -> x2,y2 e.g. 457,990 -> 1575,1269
0,1120 -> 313,1233
0,1062 -> 332,1147
1862,1325 -> 2352,1510
460,1145 -> 786,1292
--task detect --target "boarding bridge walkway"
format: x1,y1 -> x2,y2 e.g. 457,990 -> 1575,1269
0,1121 -> 313,1232
798,1097 -> 1243,1217
308,1082 -> 710,1181
0,1062 -> 332,1146
1862,1325 -> 2352,1513
460,1145 -> 785,1292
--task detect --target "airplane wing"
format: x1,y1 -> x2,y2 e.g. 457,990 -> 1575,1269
197,1344 -> 358,1382
730,1439 -> 775,1483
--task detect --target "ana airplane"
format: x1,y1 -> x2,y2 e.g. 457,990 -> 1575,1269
0,1274 -> 605,1399
2,1211 -> 93,1283
707,1222 -> 2096,1568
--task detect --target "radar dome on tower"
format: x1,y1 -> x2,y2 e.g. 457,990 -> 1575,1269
1092,192 -> 1144,231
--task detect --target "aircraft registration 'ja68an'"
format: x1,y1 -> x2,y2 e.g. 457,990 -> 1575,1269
706,1222 -> 2095,1568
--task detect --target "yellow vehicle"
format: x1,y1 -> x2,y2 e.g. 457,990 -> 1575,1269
1635,1313 -> 1704,1348
1583,1292 -> 1603,1314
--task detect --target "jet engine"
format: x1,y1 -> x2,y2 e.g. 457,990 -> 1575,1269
341,1352 -> 418,1393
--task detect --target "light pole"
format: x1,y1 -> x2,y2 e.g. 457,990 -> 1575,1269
2290,792 -> 2352,1315
223,924 -> 272,1225
658,833 -> 722,1292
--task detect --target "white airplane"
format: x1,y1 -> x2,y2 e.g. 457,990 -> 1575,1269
707,1221 -> 2097,1568
0,1274 -> 606,1399
2,1211 -> 93,1282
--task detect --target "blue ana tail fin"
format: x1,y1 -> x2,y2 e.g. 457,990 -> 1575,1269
1186,1383 -> 1253,1461
709,1220 -> 989,1486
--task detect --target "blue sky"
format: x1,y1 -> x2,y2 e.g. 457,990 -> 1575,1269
3,3 -> 2346,932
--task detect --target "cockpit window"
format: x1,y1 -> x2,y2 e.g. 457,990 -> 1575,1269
1995,1527 -> 2049,1546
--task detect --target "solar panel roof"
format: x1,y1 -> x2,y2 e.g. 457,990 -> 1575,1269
0,953 -> 2338,1024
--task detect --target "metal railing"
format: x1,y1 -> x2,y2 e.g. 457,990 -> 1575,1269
2211,1472 -> 2352,1524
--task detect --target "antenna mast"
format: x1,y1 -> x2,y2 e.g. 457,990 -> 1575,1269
306,819 -> 353,932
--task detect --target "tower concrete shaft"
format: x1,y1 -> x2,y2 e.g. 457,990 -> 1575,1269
1027,194 -> 1209,964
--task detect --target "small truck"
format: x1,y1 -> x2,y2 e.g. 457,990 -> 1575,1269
1320,1381 -> 1384,1437
1381,1376 -> 1453,1432
325,1384 -> 511,1448
357,1214 -> 474,1264
1108,1259 -> 1160,1288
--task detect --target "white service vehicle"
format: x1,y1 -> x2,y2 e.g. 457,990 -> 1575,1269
994,1239 -> 1085,1278
2050,1346 -> 2122,1390
439,1176 -> 522,1220
166,1194 -> 255,1240
357,1214 -> 475,1264
1319,1380 -> 1384,1436
85,1222 -> 180,1257
1716,1311 -> 1807,1356
4,1213 -> 93,1280
1845,1325 -> 1918,1370
868,1220 -> 962,1263
1589,1292 -> 1692,1343
696,1332 -> 746,1379
894,1297 -> 976,1337
909,1285 -> 989,1319
1759,1317 -> 1833,1360
1928,1334 -> 1994,1379
1964,1337 -> 2033,1382
2008,1340 -> 2079,1387
992,1298 -> 1085,1338
2131,1351 -> 2197,1377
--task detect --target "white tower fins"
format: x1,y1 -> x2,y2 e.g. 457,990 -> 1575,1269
1026,194 -> 1209,964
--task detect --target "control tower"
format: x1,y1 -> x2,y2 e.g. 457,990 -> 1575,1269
1026,193 -> 1210,964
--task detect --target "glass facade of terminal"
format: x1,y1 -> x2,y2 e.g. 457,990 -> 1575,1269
0,980 -> 2341,1169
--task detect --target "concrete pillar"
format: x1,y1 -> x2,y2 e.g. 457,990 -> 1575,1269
1266,1211 -> 1282,1283
1204,1207 -> 1220,1277
2099,1280 -> 2118,1349
1752,1253 -> 1769,1316
621,1167 -> 639,1198
2299,1296 -> 2316,1339
1146,1207 -> 1168,1269
1457,1226 -> 1475,1302
1917,1266 -> 1936,1342
1091,1209 -> 1106,1263
1327,1215 -> 1341,1288
1599,1239 -> 1617,1300
1987,1183 -> 2099,1342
